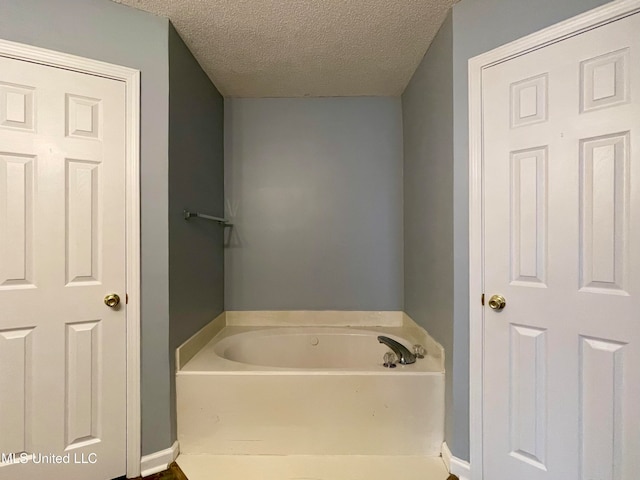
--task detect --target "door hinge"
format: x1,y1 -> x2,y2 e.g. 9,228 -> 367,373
481,293 -> 485,306
126,293 -> 129,305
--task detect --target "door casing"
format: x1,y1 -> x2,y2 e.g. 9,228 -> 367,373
468,0 -> 640,478
0,39 -> 142,478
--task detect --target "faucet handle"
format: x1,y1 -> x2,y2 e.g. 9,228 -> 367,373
413,344 -> 426,359
383,351 -> 397,368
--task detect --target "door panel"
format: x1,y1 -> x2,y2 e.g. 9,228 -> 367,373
482,12 -> 640,480
0,56 -> 126,479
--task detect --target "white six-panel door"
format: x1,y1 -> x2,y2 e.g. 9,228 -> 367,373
482,12 -> 640,480
0,56 -> 127,479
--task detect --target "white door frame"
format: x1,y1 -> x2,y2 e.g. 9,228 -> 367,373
0,39 -> 142,478
468,0 -> 640,478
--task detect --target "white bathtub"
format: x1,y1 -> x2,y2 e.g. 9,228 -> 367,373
177,315 -> 445,456
187,326 -> 442,372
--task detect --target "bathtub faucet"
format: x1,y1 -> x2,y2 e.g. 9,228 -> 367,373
377,336 -> 416,365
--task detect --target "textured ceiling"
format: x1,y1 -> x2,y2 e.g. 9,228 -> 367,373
112,0 -> 455,97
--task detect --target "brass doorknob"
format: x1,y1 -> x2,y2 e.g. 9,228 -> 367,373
488,295 -> 506,311
104,294 -> 121,308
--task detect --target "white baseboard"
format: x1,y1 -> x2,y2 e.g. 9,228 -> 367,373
441,441 -> 452,472
450,456 -> 471,480
442,442 -> 471,480
140,440 -> 179,477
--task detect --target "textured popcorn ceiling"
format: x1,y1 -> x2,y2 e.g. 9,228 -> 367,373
113,0 -> 455,97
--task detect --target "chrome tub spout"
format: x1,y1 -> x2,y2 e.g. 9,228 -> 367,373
377,336 -> 416,365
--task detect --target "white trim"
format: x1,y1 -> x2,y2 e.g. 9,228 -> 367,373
124,71 -> 142,480
450,456 -> 471,480
467,1 -> 640,479
442,442 -> 471,480
140,441 -> 179,477
0,39 -> 142,478
468,36 -> 484,480
441,442 -> 452,472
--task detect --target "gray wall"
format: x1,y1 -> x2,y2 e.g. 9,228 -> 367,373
168,24 -> 225,441
225,97 -> 403,310
0,0 -> 172,457
450,0 -> 613,461
402,10 -> 454,456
